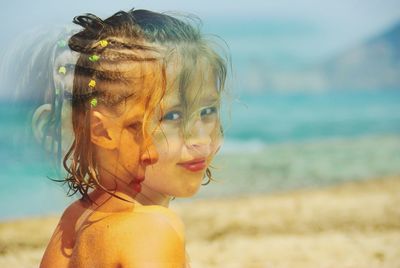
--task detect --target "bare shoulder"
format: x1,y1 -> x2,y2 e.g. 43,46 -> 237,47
100,205 -> 187,266
133,205 -> 185,240
101,204 -> 185,237
40,200 -> 88,268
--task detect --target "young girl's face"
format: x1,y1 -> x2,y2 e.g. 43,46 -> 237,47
93,97 -> 158,193
140,60 -> 222,203
89,62 -> 163,195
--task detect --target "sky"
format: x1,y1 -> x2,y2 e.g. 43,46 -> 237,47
1,0 -> 399,44
0,0 -> 399,97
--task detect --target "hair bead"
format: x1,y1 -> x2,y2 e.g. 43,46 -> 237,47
58,66 -> 67,75
88,79 -> 96,88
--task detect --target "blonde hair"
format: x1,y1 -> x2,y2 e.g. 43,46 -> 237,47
62,9 -> 228,200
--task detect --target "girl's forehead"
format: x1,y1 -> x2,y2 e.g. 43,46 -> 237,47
165,55 -> 217,92
95,61 -> 164,97
123,97 -> 147,116
162,79 -> 219,108
162,67 -> 218,110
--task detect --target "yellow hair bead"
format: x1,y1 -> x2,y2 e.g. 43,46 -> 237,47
58,66 -> 67,75
99,40 -> 108,47
88,79 -> 96,88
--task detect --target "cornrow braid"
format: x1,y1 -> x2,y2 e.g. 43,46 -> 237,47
61,8 -> 228,201
63,10 -> 168,201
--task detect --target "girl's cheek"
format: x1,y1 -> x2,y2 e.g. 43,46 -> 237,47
150,132 -> 181,157
162,137 -> 183,155
210,130 -> 223,155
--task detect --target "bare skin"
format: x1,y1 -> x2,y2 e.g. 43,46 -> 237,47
40,94 -> 188,267
40,61 -> 218,268
40,190 -> 186,268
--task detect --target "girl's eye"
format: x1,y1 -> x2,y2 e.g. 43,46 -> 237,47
200,106 -> 217,117
128,121 -> 143,141
161,111 -> 182,122
129,122 -> 142,131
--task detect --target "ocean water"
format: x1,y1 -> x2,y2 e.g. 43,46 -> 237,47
222,90 -> 400,143
0,90 -> 400,219
196,89 -> 400,197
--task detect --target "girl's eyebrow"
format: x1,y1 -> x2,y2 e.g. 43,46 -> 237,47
125,102 -> 146,121
163,102 -> 181,110
124,113 -> 145,125
200,97 -> 219,105
162,100 -> 182,110
161,94 -> 218,110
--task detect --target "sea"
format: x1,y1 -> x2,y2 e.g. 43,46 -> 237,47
1,89 -> 400,220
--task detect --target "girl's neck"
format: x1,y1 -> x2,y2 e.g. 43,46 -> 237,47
134,188 -> 172,207
92,168 -> 173,208
84,189 -> 140,213
86,183 -> 172,210
135,191 -> 171,208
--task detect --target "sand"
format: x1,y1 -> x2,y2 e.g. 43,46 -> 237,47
1,176 -> 399,268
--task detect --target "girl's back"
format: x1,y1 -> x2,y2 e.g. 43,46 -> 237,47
40,197 -> 186,268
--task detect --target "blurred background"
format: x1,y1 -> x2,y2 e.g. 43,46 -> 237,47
1,1 -> 400,267
0,0 -> 399,218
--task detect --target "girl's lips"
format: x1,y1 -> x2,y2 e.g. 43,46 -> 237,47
177,159 -> 207,172
130,177 -> 145,193
135,177 -> 145,182
132,182 -> 142,193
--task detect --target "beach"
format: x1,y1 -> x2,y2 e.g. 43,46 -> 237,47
1,176 -> 399,268
0,3 -> 399,267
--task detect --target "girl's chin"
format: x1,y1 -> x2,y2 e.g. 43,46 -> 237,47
181,189 -> 200,198
178,180 -> 203,197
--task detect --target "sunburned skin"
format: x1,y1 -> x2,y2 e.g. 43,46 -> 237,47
38,56 -> 221,268
39,98 -> 189,267
40,70 -> 193,268
40,193 -> 187,268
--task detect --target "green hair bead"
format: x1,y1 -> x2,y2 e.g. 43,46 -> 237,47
90,98 -> 98,107
89,55 -> 100,62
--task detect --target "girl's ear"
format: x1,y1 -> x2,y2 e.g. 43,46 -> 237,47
32,104 -> 57,152
90,111 -> 117,150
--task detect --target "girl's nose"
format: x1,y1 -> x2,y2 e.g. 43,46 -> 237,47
140,139 -> 159,166
186,119 -> 212,154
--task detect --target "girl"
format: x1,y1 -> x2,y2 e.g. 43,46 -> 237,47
3,26 -> 78,164
40,8 -> 227,267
